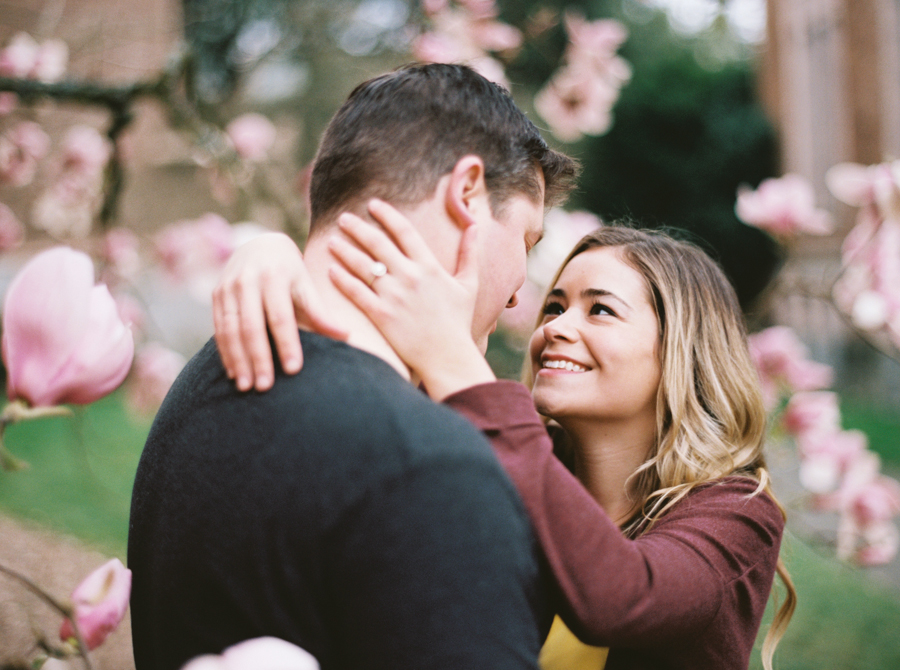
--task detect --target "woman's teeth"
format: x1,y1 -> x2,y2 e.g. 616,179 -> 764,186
543,360 -> 587,372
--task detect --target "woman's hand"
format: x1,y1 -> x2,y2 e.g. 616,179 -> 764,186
212,232 -> 347,392
328,199 -> 495,401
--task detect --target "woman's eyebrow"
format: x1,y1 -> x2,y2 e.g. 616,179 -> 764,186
582,287 -> 631,310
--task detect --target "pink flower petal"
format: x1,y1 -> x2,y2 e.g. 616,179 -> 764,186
59,558 -> 131,650
2,247 -> 134,407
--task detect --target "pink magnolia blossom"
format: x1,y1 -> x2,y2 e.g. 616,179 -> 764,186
226,113 -> 277,162
0,32 -> 39,78
854,522 -> 900,566
103,227 -> 142,280
563,13 -> 630,81
32,39 -> 68,83
781,391 -> 841,437
155,213 -> 240,302
833,211 -> 900,341
826,162 -> 882,208
827,160 -> 900,220
735,174 -> 834,238
457,0 -> 498,20
127,343 -> 186,415
832,453 -> 900,564
748,326 -> 832,407
412,30 -> 466,63
31,126 -> 111,238
155,213 -> 235,280
850,477 -> 900,525
797,429 -> 867,493
0,202 -> 25,250
470,20 -> 522,52
59,558 -> 132,650
114,293 -> 146,334
0,121 -> 51,187
850,290 -> 890,330
2,247 -> 134,407
0,32 -> 68,82
535,64 -> 617,143
181,637 -> 319,670
61,125 -> 112,174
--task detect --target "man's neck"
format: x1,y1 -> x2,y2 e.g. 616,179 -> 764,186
303,240 -> 417,384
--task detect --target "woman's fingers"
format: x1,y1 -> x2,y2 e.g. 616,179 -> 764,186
328,263 -> 384,324
336,212 -> 410,274
328,235 -> 387,287
212,283 -> 243,381
260,275 -> 303,379
366,199 -> 434,260
235,273 -> 278,391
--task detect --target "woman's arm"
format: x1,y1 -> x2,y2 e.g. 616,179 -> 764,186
212,232 -> 347,392
443,381 -> 784,647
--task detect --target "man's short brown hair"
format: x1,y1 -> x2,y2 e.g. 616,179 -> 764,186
308,63 -> 578,233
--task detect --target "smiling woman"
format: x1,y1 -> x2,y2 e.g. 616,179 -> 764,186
210,213 -> 797,670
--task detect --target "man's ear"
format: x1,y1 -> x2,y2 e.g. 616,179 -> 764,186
445,155 -> 489,230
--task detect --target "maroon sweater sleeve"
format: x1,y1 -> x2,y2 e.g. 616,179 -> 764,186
443,380 -> 784,649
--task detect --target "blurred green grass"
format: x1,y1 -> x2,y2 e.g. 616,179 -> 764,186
0,391 -> 150,556
841,400 -> 900,470
753,534 -> 900,669
1,391 -> 900,669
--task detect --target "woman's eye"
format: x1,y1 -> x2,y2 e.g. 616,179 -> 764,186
590,303 -> 615,316
542,301 -> 564,316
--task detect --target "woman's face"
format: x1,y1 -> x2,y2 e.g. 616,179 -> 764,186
529,246 -> 662,428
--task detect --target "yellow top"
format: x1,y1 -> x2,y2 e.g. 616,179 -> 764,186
539,616 -> 609,670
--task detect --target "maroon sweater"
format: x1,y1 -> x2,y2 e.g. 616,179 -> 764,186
443,380 -> 784,670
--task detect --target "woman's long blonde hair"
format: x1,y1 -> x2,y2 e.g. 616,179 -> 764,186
527,225 -> 795,669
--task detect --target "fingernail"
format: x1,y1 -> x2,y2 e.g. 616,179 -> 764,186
284,358 -> 300,373
237,376 -> 251,391
256,374 -> 271,389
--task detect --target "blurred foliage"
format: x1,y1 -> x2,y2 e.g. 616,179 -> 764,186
508,0 -> 782,310
0,391 -> 149,556
751,534 -> 900,670
182,0 -> 782,314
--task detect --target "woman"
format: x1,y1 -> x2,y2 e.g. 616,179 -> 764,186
212,207 -> 795,670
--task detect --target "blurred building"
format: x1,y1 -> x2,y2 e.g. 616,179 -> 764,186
759,0 -> 900,402
761,0 -> 900,229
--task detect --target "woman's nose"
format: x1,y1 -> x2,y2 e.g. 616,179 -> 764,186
542,311 -> 577,342
506,293 -> 519,309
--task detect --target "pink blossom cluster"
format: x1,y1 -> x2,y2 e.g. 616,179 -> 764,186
750,325 -> 900,565
499,208 -> 602,342
0,120 -> 51,187
0,32 -> 68,84
748,326 -> 833,411
155,214 -> 267,302
534,12 -> 631,143
826,161 -> 900,349
226,113 -> 277,162
412,0 -> 524,88
735,173 -> 834,239
127,342 -> 186,415
31,125 -> 112,238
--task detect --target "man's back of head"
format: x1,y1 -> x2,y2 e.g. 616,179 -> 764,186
308,62 -> 577,234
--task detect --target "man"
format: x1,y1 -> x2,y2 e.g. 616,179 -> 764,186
129,63 -> 577,670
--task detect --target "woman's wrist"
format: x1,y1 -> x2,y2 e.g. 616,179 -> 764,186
418,341 -> 496,402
